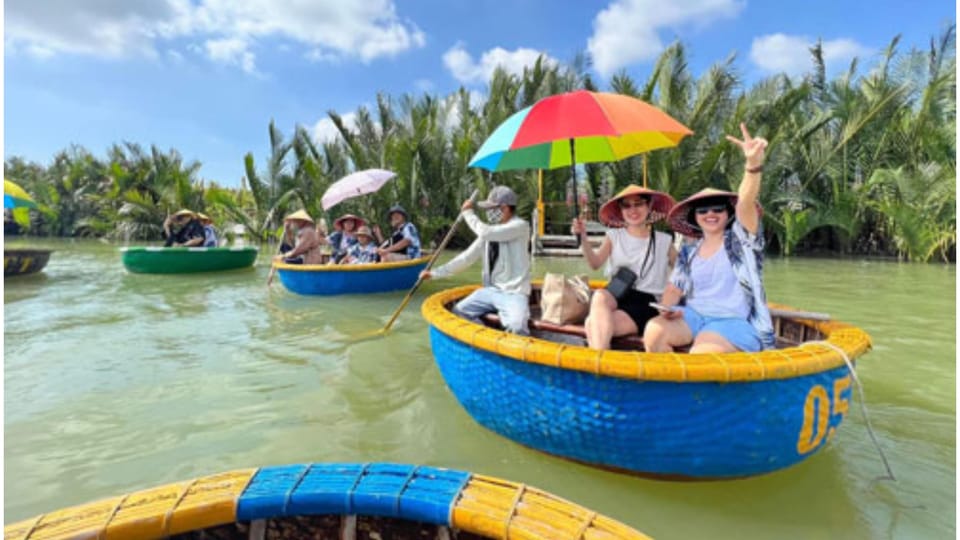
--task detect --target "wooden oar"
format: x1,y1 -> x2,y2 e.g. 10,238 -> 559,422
266,225 -> 290,287
371,189 -> 480,337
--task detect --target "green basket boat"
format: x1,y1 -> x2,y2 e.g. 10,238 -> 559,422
120,246 -> 258,274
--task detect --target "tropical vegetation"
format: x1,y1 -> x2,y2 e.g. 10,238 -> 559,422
5,27 -> 955,262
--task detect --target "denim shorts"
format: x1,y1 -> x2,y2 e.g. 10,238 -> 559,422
680,307 -> 762,352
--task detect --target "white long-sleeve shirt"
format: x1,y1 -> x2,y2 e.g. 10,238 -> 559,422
432,210 -> 531,296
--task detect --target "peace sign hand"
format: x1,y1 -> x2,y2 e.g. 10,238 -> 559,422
725,123 -> 767,169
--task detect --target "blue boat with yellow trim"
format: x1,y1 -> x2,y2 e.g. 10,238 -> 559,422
422,283 -> 873,480
274,254 -> 430,295
4,462 -> 650,540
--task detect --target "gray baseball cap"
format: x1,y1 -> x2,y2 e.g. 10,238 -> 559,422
477,185 -> 518,209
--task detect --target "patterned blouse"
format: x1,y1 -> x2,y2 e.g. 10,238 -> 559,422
388,222 -> 422,259
329,231 -> 358,261
345,242 -> 379,264
670,220 -> 776,349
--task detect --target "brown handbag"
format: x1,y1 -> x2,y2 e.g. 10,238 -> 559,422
540,273 -> 591,325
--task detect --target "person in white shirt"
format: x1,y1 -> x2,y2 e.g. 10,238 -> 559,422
420,185 -> 531,335
572,185 -> 677,350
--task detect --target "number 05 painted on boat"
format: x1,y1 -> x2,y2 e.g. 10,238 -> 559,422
797,374 -> 852,455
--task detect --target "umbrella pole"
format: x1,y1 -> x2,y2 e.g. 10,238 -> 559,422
643,154 -> 648,189
537,169 -> 545,237
569,138 -> 581,248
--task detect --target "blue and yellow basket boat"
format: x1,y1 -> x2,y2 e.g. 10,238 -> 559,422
422,283 -> 873,480
274,255 -> 430,295
4,248 -> 52,277
4,462 -> 650,539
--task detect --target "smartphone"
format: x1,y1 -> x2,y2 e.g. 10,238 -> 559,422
649,302 -> 679,313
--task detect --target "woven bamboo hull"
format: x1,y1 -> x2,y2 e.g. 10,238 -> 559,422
121,247 -> 258,274
4,462 -> 650,540
4,249 -> 52,277
423,285 -> 873,479
275,255 -> 429,295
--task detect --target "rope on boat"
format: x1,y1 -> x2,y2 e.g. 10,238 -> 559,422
803,340 -> 896,482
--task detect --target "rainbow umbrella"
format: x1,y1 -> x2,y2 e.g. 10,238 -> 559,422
470,91 -> 692,171
469,90 -> 692,220
4,179 -> 38,210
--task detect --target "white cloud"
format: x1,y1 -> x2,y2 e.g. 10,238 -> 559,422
443,43 -> 557,85
313,112 -> 358,144
167,49 -> 185,64
205,37 -> 257,74
750,33 -> 872,76
5,0 -> 425,70
5,0 -> 172,58
305,48 -> 341,63
178,0 -> 426,63
587,0 -> 744,77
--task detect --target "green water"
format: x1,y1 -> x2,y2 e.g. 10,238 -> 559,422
4,238 -> 955,539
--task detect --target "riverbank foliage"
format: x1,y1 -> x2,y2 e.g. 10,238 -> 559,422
5,28 -> 955,261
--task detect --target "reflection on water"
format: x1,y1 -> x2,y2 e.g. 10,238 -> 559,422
4,240 -> 955,539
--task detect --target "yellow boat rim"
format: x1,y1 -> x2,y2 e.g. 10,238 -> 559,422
421,283 -> 872,383
4,464 -> 652,540
272,253 -> 431,272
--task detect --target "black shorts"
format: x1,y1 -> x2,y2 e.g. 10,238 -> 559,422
616,289 -> 659,330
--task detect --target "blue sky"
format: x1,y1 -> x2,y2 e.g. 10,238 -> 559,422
4,0 -> 955,188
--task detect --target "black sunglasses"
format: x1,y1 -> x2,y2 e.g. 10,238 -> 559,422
619,200 -> 649,209
695,204 -> 728,215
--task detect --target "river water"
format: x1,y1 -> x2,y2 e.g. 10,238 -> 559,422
3,238 -> 955,539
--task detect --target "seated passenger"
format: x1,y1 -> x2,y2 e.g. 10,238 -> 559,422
326,214 -> 364,263
276,210 -> 322,265
196,213 -> 218,247
573,185 -> 677,350
340,226 -> 380,264
643,124 -> 775,353
419,186 -> 531,335
163,209 -> 204,247
375,205 -> 421,262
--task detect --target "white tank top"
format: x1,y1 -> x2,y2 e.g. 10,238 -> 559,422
604,229 -> 672,295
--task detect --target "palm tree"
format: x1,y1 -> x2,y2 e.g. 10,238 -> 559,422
208,120 -> 299,242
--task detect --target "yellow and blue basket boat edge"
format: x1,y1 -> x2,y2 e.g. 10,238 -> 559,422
4,462 -> 651,540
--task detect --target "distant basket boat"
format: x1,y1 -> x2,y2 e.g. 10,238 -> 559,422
121,246 -> 258,274
423,283 -> 873,479
274,255 -> 430,295
4,462 -> 650,540
4,248 -> 52,277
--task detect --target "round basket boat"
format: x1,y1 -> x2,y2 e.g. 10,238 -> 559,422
121,246 -> 258,274
422,283 -> 873,480
4,248 -> 52,277
274,255 -> 430,295
4,462 -> 650,540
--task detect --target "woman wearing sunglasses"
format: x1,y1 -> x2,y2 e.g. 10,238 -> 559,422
571,184 -> 677,350
643,123 -> 776,353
